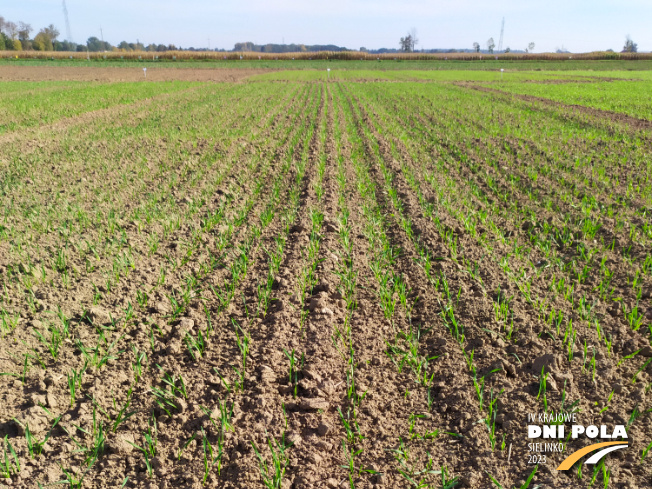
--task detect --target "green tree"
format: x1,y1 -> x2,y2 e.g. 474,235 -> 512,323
33,26 -> 58,51
13,39 -> 22,51
33,31 -> 53,51
622,35 -> 638,53
399,34 -> 413,52
86,36 -> 111,52
473,42 -> 480,53
43,24 -> 59,44
33,33 -> 45,50
487,37 -> 495,54
17,21 -> 32,44
400,28 -> 418,52
0,32 -> 5,51
234,42 -> 255,51
54,40 -> 76,51
1,33 -> 12,50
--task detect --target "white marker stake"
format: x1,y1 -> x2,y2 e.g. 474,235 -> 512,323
143,68 -> 147,78
500,68 -> 504,80
327,68 -> 330,81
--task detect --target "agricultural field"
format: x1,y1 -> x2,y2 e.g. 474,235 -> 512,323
6,56 -> 652,72
0,66 -> 651,489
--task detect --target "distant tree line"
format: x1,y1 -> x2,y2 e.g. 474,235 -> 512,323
0,14 -> 182,52
233,42 -> 349,53
0,15 -> 643,55
0,16 -> 65,51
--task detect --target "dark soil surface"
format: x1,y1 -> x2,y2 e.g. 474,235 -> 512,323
0,66 -> 266,82
0,76 -> 649,489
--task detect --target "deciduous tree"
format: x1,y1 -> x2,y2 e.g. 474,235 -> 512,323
17,21 -> 32,42
487,37 -> 495,54
5,21 -> 18,40
622,35 -> 638,53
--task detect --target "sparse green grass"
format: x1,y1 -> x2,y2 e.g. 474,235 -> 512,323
0,67 -> 650,488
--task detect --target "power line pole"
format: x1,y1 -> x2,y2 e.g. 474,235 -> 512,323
497,17 -> 505,52
62,0 -> 73,42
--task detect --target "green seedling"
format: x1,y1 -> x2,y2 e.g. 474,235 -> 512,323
251,432 -> 293,489
131,346 -> 147,383
178,433 -> 198,462
627,406 -> 642,428
84,409 -> 107,468
160,369 -> 188,399
641,440 -> 652,462
1,436 -> 20,478
201,401 -> 234,437
14,413 -> 62,458
632,358 -> 652,384
486,471 -> 504,488
199,427 -> 222,484
58,466 -> 84,489
151,387 -> 178,417
537,366 -> 549,411
127,416 -> 157,478
408,413 -> 439,441
33,325 -> 62,361
67,365 -> 85,407
136,289 -> 149,308
519,465 -> 539,489
338,407 -> 364,445
283,348 -> 305,398
389,438 -> 449,488
213,368 -> 232,395
185,329 -> 207,360
340,440 -> 365,489
111,386 -> 136,433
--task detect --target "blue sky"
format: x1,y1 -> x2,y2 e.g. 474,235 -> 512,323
4,1 -> 651,52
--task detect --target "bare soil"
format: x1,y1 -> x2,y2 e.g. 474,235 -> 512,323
0,77 -> 649,489
0,66 -> 266,82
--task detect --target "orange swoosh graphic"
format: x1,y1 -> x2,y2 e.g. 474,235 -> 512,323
557,441 -> 628,470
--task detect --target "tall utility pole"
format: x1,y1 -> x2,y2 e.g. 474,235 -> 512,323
62,0 -> 73,42
497,17 -> 505,52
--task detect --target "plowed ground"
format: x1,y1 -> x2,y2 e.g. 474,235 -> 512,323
0,74 -> 650,489
0,66 -> 265,81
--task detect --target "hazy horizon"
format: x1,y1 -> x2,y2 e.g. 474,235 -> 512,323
5,1 -> 651,52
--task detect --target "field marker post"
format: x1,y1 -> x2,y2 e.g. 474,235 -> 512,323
143,68 -> 147,78
327,68 -> 330,81
500,68 -> 504,80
